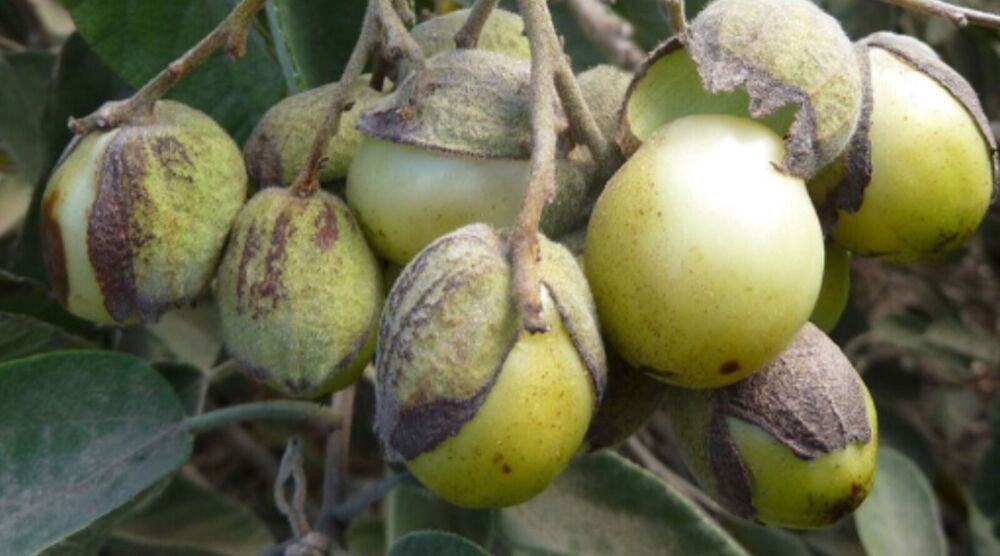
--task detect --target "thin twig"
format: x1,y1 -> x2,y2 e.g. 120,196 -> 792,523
660,0 -> 687,35
68,0 -> 267,134
454,0 -> 500,49
552,59 -> 619,178
182,400 -> 340,434
290,0 -> 426,197
376,0 -> 427,67
565,0 -> 644,70
314,471 -> 411,534
878,0 -> 1000,28
392,0 -> 416,25
513,0 -> 560,333
275,437 -> 311,538
290,3 -> 378,197
307,386 -> 358,552
0,35 -> 26,52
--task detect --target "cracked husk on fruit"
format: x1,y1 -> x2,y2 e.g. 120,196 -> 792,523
375,224 -> 606,508
216,187 -> 382,398
621,0 -> 862,178
40,100 -> 247,325
809,32 -> 998,262
244,75 -> 386,188
666,324 -> 878,529
348,49 -> 593,264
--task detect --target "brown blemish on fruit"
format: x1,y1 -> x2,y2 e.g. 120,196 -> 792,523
88,131 -> 143,323
313,202 -> 339,250
244,130 -> 283,189
502,464 -> 511,474
719,360 -> 741,375
247,209 -> 293,318
152,135 -> 194,183
235,221 -> 261,311
824,481 -> 868,523
40,192 -> 69,305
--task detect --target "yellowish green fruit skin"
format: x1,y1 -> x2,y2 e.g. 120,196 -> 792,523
407,289 -> 594,507
729,388 -> 878,529
375,224 -> 605,508
810,243 -> 851,332
244,76 -> 385,188
584,114 -> 824,388
346,138 -> 588,265
41,100 -> 247,325
216,187 -> 382,397
822,48 -> 993,262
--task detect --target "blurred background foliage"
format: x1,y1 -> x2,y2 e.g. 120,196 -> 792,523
0,1 -> 998,555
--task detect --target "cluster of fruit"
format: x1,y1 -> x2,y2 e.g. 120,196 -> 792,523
39,0 -> 996,530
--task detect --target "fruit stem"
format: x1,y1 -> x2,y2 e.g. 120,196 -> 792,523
565,0 -> 644,70
68,0 -> 267,135
316,387 -> 356,543
878,0 -> 1000,28
512,0 -> 619,333
182,400 -> 341,434
454,0 -> 500,49
661,0 -> 688,35
290,0 -> 425,198
513,0 -> 560,333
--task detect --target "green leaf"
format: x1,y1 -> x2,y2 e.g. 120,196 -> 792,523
388,531 -> 490,556
969,502 -> 1000,556
614,0 -> 668,50
0,351 -> 192,555
720,516 -> 810,556
497,452 -> 748,556
0,311 -> 92,363
854,447 -> 947,556
385,482 -> 495,547
974,395 -> 1000,536
109,475 -> 274,556
0,50 -> 56,184
265,0 -> 367,92
62,0 -> 286,143
12,33 -> 132,283
154,362 -> 207,417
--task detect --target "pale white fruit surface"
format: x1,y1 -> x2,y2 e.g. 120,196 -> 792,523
585,114 -> 824,388
346,138 -> 528,264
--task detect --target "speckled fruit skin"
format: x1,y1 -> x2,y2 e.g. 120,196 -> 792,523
375,224 -> 606,508
584,114 -> 824,388
40,100 -> 247,325
816,47 -> 994,262
666,324 -> 878,529
216,187 -> 382,398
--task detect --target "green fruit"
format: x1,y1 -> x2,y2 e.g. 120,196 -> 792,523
585,114 -> 824,388
399,7 -> 530,79
810,242 -> 850,332
348,49 -> 592,265
216,187 -> 382,398
809,33 -> 997,262
375,224 -> 606,507
40,100 -> 247,325
244,76 -> 386,188
621,0 -> 862,178
665,323 -> 878,529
